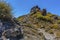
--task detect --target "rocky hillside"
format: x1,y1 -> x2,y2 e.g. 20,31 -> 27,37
0,1 -> 60,40
0,2 -> 23,40
0,18 -> 23,40
18,6 -> 60,40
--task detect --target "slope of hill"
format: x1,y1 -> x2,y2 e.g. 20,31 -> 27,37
18,6 -> 60,40
0,2 -> 23,40
0,18 -> 23,40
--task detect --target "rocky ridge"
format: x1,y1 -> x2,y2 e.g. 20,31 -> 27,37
18,6 -> 60,40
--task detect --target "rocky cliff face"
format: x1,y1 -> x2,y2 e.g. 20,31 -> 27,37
0,18 -> 23,40
18,6 -> 60,40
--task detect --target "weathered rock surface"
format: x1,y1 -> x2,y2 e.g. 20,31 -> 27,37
0,18 -> 23,40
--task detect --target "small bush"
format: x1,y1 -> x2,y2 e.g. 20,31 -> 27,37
37,14 -> 44,19
57,20 -> 60,24
32,12 -> 42,17
47,12 -> 53,17
51,24 -> 58,29
44,16 -> 51,21
0,2 -> 12,17
36,12 -> 53,22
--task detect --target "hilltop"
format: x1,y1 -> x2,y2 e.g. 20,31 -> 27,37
18,5 -> 60,40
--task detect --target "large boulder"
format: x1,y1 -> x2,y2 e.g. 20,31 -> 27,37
30,5 -> 40,13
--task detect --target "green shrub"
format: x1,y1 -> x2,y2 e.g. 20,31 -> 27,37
37,14 -> 44,19
47,12 -> 53,17
44,16 -> 51,21
57,20 -> 60,24
0,2 -> 12,19
51,24 -> 58,29
36,12 -> 52,22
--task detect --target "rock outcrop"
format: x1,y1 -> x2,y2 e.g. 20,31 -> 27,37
30,5 -> 40,13
30,5 -> 47,16
0,18 -> 23,40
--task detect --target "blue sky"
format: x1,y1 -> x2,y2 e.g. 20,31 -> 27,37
4,0 -> 60,17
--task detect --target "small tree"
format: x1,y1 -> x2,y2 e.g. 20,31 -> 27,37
0,1 -> 12,20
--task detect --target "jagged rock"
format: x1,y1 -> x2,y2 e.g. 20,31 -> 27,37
53,16 -> 58,20
42,9 -> 47,16
30,5 -> 40,13
30,6 -> 47,16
